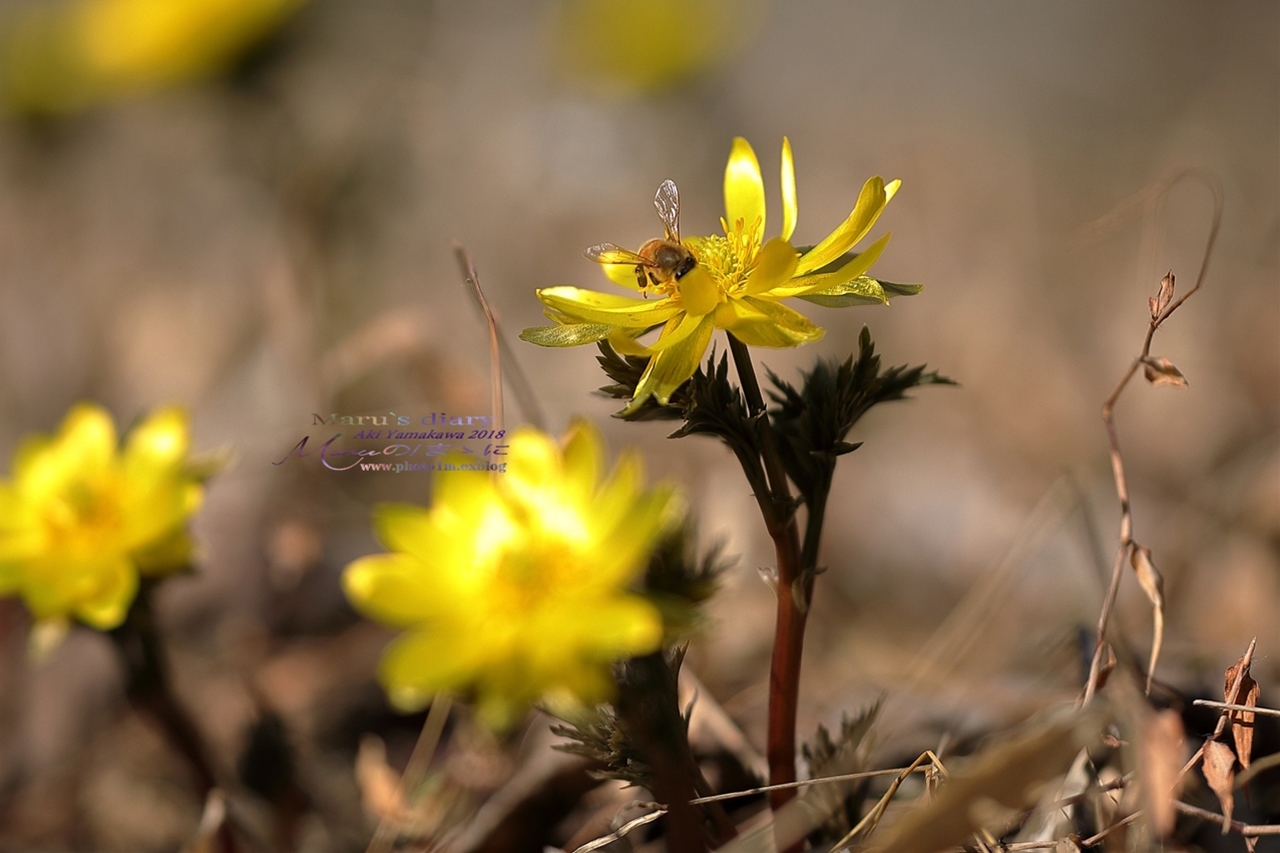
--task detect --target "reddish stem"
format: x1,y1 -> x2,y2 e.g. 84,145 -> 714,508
727,334 -> 807,832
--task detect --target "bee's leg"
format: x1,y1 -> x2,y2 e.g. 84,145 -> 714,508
634,265 -> 648,291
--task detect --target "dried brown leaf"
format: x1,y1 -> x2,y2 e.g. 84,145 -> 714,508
355,734 -> 442,836
1224,656 -> 1261,769
1153,273 -> 1176,317
356,735 -> 411,823
1142,357 -> 1189,387
1129,546 -> 1165,693
1141,709 -> 1185,839
1202,740 -> 1237,833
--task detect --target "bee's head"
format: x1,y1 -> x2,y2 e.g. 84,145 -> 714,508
674,250 -> 697,279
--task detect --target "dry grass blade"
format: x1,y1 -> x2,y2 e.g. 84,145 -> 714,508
569,807 -> 667,853
364,695 -> 452,853
1173,801 -> 1280,836
1193,700 -> 1280,718
453,245 -> 504,435
827,751 -> 948,852
1224,654 -> 1261,769
708,765 -> 941,853
1128,546 -> 1165,694
452,241 -> 548,430
1236,751 -> 1280,790
870,710 -> 1104,853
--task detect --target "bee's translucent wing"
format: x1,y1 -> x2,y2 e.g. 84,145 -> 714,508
585,242 -> 651,266
653,180 -> 681,243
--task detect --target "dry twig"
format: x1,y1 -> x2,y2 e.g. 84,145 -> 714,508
1081,171 -> 1224,705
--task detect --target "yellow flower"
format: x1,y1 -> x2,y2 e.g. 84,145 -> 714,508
0,403 -> 205,630
547,0 -> 762,96
2,0 -> 307,114
342,420 -> 679,728
521,137 -> 906,413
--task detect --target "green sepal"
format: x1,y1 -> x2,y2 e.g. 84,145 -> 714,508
520,323 -> 613,347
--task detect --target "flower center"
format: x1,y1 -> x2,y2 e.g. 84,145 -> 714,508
42,475 -> 126,556
686,216 -> 763,294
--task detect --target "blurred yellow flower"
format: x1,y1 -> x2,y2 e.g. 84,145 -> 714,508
548,0 -> 763,96
522,137 -> 905,413
2,0 -> 307,113
0,403 -> 205,630
342,420 -> 679,728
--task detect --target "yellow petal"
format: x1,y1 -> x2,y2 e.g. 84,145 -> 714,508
593,486 -> 680,583
641,310 -> 705,354
536,286 -> 679,328
379,626 -> 482,712
771,233 -> 892,297
607,328 -> 651,356
506,427 -> 561,491
728,297 -> 825,347
885,178 -> 901,203
724,137 -> 765,237
743,237 -> 799,295
373,502 -> 444,561
794,176 -> 888,276
559,595 -> 663,658
71,555 -> 137,630
626,315 -> 714,412
780,137 -> 797,241
561,419 -> 604,500
342,553 -> 445,629
55,403 -> 118,480
124,406 -> 190,474
676,265 -> 720,316
602,262 -> 642,289
585,451 -> 643,544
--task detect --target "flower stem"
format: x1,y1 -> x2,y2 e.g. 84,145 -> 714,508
109,582 -> 235,853
726,334 -> 808,822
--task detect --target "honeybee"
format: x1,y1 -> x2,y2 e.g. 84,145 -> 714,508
585,179 -> 697,295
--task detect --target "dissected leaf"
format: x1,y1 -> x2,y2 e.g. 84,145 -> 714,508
766,326 -> 954,503
1202,740 -> 1237,833
1129,546 -> 1165,694
801,700 -> 882,841
1142,357 -> 1188,387
1141,709 -> 1185,839
1224,655 -> 1261,769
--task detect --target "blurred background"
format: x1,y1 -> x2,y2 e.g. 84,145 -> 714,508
0,0 -> 1275,849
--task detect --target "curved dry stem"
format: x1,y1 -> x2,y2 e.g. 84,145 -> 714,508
1080,172 -> 1224,707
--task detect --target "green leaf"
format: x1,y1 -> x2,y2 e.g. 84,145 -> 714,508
795,274 -> 889,307
767,326 -> 955,504
879,279 -> 923,297
519,323 -> 612,347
